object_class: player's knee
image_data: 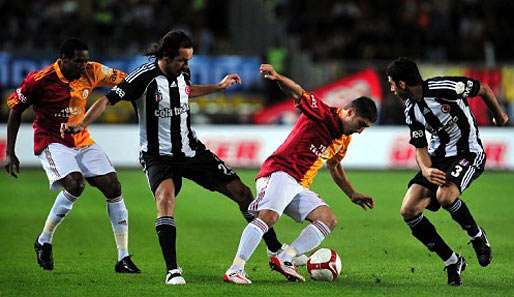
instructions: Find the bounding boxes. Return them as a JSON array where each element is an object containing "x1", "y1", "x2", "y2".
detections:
[
  {"x1": 155, "y1": 189, "x2": 176, "y2": 211},
  {"x1": 237, "y1": 184, "x2": 253, "y2": 209},
  {"x1": 229, "y1": 181, "x2": 252, "y2": 200},
  {"x1": 258, "y1": 210, "x2": 279, "y2": 227},
  {"x1": 317, "y1": 210, "x2": 337, "y2": 230},
  {"x1": 400, "y1": 205, "x2": 418, "y2": 219},
  {"x1": 435, "y1": 188, "x2": 457, "y2": 208},
  {"x1": 321, "y1": 213, "x2": 338, "y2": 231},
  {"x1": 63, "y1": 174, "x2": 85, "y2": 197},
  {"x1": 103, "y1": 178, "x2": 122, "y2": 200},
  {"x1": 155, "y1": 197, "x2": 176, "y2": 214}
]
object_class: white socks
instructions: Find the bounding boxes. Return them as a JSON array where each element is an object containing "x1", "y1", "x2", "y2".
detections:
[
  {"x1": 38, "y1": 191, "x2": 77, "y2": 244},
  {"x1": 231, "y1": 218, "x2": 269, "y2": 271},
  {"x1": 444, "y1": 252, "x2": 459, "y2": 266},
  {"x1": 37, "y1": 191, "x2": 130, "y2": 261},
  {"x1": 471, "y1": 228, "x2": 483, "y2": 239},
  {"x1": 107, "y1": 196, "x2": 130, "y2": 261},
  {"x1": 280, "y1": 221, "x2": 331, "y2": 262}
]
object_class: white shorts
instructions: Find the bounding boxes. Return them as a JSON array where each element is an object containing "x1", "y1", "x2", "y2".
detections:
[
  {"x1": 248, "y1": 171, "x2": 328, "y2": 222},
  {"x1": 38, "y1": 143, "x2": 115, "y2": 191}
]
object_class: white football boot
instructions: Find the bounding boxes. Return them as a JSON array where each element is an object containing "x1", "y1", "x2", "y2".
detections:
[
  {"x1": 267, "y1": 244, "x2": 308, "y2": 267},
  {"x1": 224, "y1": 268, "x2": 252, "y2": 285},
  {"x1": 269, "y1": 256, "x2": 305, "y2": 282},
  {"x1": 165, "y1": 267, "x2": 186, "y2": 285}
]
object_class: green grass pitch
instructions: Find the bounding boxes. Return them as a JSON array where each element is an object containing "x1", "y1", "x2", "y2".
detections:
[{"x1": 1, "y1": 169, "x2": 513, "y2": 297}]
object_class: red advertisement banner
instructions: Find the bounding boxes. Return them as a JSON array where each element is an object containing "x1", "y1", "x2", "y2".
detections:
[{"x1": 254, "y1": 69, "x2": 382, "y2": 124}]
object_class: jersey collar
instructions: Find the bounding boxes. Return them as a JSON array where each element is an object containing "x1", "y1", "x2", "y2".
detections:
[{"x1": 53, "y1": 60, "x2": 70, "y2": 84}]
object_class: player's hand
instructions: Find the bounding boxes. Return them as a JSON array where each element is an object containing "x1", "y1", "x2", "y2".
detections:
[
  {"x1": 259, "y1": 64, "x2": 280, "y2": 80},
  {"x1": 4, "y1": 154, "x2": 20, "y2": 178},
  {"x1": 422, "y1": 168, "x2": 446, "y2": 186},
  {"x1": 350, "y1": 192, "x2": 375, "y2": 211},
  {"x1": 492, "y1": 112, "x2": 511, "y2": 126},
  {"x1": 60, "y1": 122, "x2": 84, "y2": 138},
  {"x1": 217, "y1": 74, "x2": 241, "y2": 90}
]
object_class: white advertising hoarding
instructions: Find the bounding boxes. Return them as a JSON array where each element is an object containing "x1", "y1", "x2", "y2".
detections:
[{"x1": 1, "y1": 124, "x2": 513, "y2": 170}]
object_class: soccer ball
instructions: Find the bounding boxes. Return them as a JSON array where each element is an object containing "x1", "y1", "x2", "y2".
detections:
[{"x1": 307, "y1": 248, "x2": 342, "y2": 281}]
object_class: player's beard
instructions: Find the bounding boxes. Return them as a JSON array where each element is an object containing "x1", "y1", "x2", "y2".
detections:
[{"x1": 396, "y1": 90, "x2": 410, "y2": 101}]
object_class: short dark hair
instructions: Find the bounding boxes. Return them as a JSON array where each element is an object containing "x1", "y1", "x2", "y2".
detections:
[
  {"x1": 346, "y1": 96, "x2": 378, "y2": 123},
  {"x1": 145, "y1": 30, "x2": 193, "y2": 59},
  {"x1": 59, "y1": 38, "x2": 89, "y2": 58},
  {"x1": 386, "y1": 57, "x2": 423, "y2": 86}
]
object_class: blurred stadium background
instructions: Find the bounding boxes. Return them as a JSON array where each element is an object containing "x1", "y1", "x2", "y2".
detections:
[
  {"x1": 1, "y1": 1, "x2": 514, "y2": 296},
  {"x1": 1, "y1": 0, "x2": 513, "y2": 170}
]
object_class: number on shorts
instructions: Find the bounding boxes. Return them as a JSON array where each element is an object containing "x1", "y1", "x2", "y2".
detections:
[
  {"x1": 451, "y1": 165, "x2": 463, "y2": 177},
  {"x1": 218, "y1": 163, "x2": 233, "y2": 175}
]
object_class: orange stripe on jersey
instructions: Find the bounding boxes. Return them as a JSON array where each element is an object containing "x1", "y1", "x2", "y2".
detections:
[
  {"x1": 32, "y1": 64, "x2": 55, "y2": 81},
  {"x1": 330, "y1": 135, "x2": 352, "y2": 164},
  {"x1": 6, "y1": 92, "x2": 19, "y2": 109},
  {"x1": 300, "y1": 135, "x2": 352, "y2": 188},
  {"x1": 70, "y1": 130, "x2": 95, "y2": 149}
]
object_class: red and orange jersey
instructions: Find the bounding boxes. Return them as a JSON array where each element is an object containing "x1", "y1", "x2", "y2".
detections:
[
  {"x1": 299, "y1": 134, "x2": 351, "y2": 188},
  {"x1": 257, "y1": 91, "x2": 352, "y2": 188},
  {"x1": 7, "y1": 60, "x2": 126, "y2": 155}
]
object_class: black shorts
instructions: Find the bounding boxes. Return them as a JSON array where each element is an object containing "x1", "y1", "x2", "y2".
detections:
[
  {"x1": 408, "y1": 152, "x2": 486, "y2": 211},
  {"x1": 140, "y1": 150, "x2": 239, "y2": 196}
]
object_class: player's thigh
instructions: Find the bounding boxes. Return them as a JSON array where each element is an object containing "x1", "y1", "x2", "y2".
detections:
[
  {"x1": 213, "y1": 177, "x2": 252, "y2": 202},
  {"x1": 140, "y1": 155, "x2": 183, "y2": 197},
  {"x1": 248, "y1": 171, "x2": 303, "y2": 217},
  {"x1": 182, "y1": 150, "x2": 239, "y2": 192},
  {"x1": 38, "y1": 143, "x2": 83, "y2": 191},
  {"x1": 400, "y1": 184, "x2": 432, "y2": 218},
  {"x1": 285, "y1": 189, "x2": 329, "y2": 223},
  {"x1": 77, "y1": 143, "x2": 115, "y2": 178},
  {"x1": 443, "y1": 152, "x2": 486, "y2": 195}
]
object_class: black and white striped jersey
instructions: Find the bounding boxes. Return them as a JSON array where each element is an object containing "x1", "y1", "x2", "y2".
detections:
[
  {"x1": 405, "y1": 76, "x2": 484, "y2": 159},
  {"x1": 106, "y1": 61, "x2": 205, "y2": 157}
]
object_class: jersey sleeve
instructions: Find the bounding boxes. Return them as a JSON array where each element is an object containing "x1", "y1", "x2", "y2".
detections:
[
  {"x1": 425, "y1": 77, "x2": 481, "y2": 100},
  {"x1": 406, "y1": 111, "x2": 428, "y2": 148},
  {"x1": 330, "y1": 135, "x2": 352, "y2": 163},
  {"x1": 295, "y1": 91, "x2": 331, "y2": 121},
  {"x1": 7, "y1": 72, "x2": 39, "y2": 111},
  {"x1": 105, "y1": 68, "x2": 147, "y2": 105},
  {"x1": 90, "y1": 62, "x2": 126, "y2": 88}
]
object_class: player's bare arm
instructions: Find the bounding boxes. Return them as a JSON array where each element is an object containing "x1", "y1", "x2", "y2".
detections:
[
  {"x1": 259, "y1": 64, "x2": 304, "y2": 103},
  {"x1": 477, "y1": 83, "x2": 511, "y2": 126},
  {"x1": 415, "y1": 147, "x2": 446, "y2": 186},
  {"x1": 189, "y1": 73, "x2": 241, "y2": 97},
  {"x1": 61, "y1": 96, "x2": 111, "y2": 136},
  {"x1": 4, "y1": 107, "x2": 27, "y2": 178},
  {"x1": 327, "y1": 159, "x2": 375, "y2": 210}
]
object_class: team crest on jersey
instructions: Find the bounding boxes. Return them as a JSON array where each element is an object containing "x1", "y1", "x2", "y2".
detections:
[
  {"x1": 441, "y1": 104, "x2": 451, "y2": 113},
  {"x1": 154, "y1": 90, "x2": 163, "y2": 102},
  {"x1": 82, "y1": 89, "x2": 89, "y2": 98},
  {"x1": 459, "y1": 159, "x2": 469, "y2": 167},
  {"x1": 185, "y1": 85, "x2": 191, "y2": 95}
]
